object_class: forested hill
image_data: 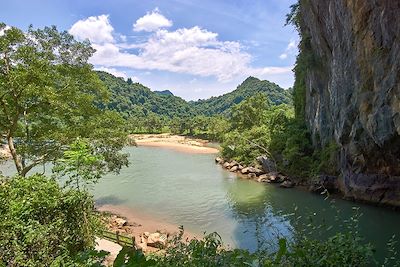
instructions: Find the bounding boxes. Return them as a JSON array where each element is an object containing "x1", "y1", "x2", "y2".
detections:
[
  {"x1": 97, "y1": 71, "x2": 193, "y2": 118},
  {"x1": 191, "y1": 76, "x2": 292, "y2": 116},
  {"x1": 98, "y1": 71, "x2": 292, "y2": 118}
]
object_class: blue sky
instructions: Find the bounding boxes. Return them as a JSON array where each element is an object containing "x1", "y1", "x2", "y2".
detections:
[{"x1": 1, "y1": 0, "x2": 298, "y2": 100}]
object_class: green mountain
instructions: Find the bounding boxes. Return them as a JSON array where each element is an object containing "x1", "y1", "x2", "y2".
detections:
[
  {"x1": 98, "y1": 72, "x2": 292, "y2": 118},
  {"x1": 97, "y1": 71, "x2": 193, "y2": 118},
  {"x1": 191, "y1": 76, "x2": 292, "y2": 116}
]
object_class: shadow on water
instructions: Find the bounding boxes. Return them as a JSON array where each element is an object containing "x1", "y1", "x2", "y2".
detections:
[{"x1": 95, "y1": 195, "x2": 127, "y2": 207}]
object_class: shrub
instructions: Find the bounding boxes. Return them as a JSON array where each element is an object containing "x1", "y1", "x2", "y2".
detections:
[{"x1": 0, "y1": 175, "x2": 103, "y2": 266}]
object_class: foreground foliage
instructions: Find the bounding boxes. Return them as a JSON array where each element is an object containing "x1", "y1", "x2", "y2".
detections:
[
  {"x1": 113, "y1": 225, "x2": 380, "y2": 267},
  {"x1": 0, "y1": 175, "x2": 104, "y2": 266}
]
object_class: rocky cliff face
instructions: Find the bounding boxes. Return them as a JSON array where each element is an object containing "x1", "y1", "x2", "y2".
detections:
[{"x1": 298, "y1": 0, "x2": 400, "y2": 205}]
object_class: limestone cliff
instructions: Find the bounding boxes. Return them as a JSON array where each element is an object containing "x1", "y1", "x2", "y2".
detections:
[{"x1": 296, "y1": 0, "x2": 400, "y2": 205}]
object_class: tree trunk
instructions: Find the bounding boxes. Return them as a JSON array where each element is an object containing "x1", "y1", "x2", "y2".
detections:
[{"x1": 7, "y1": 134, "x2": 23, "y2": 175}]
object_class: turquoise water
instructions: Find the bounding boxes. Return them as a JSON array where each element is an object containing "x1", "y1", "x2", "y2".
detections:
[
  {"x1": 2, "y1": 146, "x2": 400, "y2": 261},
  {"x1": 92, "y1": 146, "x2": 400, "y2": 261}
]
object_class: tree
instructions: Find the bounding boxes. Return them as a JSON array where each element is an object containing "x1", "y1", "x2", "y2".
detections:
[
  {"x1": 208, "y1": 116, "x2": 230, "y2": 141},
  {"x1": 0, "y1": 23, "x2": 128, "y2": 176},
  {"x1": 127, "y1": 77, "x2": 133, "y2": 85},
  {"x1": 230, "y1": 93, "x2": 270, "y2": 131},
  {"x1": 143, "y1": 113, "x2": 163, "y2": 133}
]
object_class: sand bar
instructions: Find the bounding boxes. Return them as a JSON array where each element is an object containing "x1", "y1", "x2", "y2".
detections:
[{"x1": 130, "y1": 134, "x2": 219, "y2": 154}]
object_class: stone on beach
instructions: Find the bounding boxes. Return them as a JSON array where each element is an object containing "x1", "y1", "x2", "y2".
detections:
[
  {"x1": 241, "y1": 167, "x2": 250, "y2": 174},
  {"x1": 248, "y1": 173, "x2": 256, "y2": 179},
  {"x1": 230, "y1": 166, "x2": 238, "y2": 172},
  {"x1": 280, "y1": 180, "x2": 294, "y2": 188},
  {"x1": 257, "y1": 174, "x2": 269, "y2": 183},
  {"x1": 215, "y1": 157, "x2": 224, "y2": 164},
  {"x1": 248, "y1": 167, "x2": 264, "y2": 176},
  {"x1": 143, "y1": 232, "x2": 168, "y2": 248}
]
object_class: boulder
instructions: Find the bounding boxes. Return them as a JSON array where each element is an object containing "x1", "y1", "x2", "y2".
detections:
[
  {"x1": 257, "y1": 174, "x2": 269, "y2": 183},
  {"x1": 115, "y1": 218, "x2": 127, "y2": 228},
  {"x1": 257, "y1": 156, "x2": 277, "y2": 173},
  {"x1": 215, "y1": 157, "x2": 224, "y2": 164},
  {"x1": 237, "y1": 165, "x2": 244, "y2": 171},
  {"x1": 241, "y1": 167, "x2": 250, "y2": 174},
  {"x1": 248, "y1": 173, "x2": 256, "y2": 179},
  {"x1": 146, "y1": 232, "x2": 167, "y2": 248},
  {"x1": 248, "y1": 167, "x2": 264, "y2": 176},
  {"x1": 267, "y1": 172, "x2": 281, "y2": 183},
  {"x1": 278, "y1": 174, "x2": 288, "y2": 181},
  {"x1": 230, "y1": 166, "x2": 238, "y2": 172},
  {"x1": 280, "y1": 180, "x2": 294, "y2": 188},
  {"x1": 223, "y1": 162, "x2": 230, "y2": 169},
  {"x1": 228, "y1": 160, "x2": 239, "y2": 168}
]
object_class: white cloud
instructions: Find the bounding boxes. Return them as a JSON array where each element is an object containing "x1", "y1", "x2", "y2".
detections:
[
  {"x1": 130, "y1": 76, "x2": 140, "y2": 82},
  {"x1": 133, "y1": 9, "x2": 172, "y2": 32},
  {"x1": 88, "y1": 25, "x2": 255, "y2": 82},
  {"x1": 69, "y1": 15, "x2": 114, "y2": 44},
  {"x1": 279, "y1": 39, "x2": 297, "y2": 60},
  {"x1": 94, "y1": 66, "x2": 140, "y2": 82},
  {"x1": 70, "y1": 12, "x2": 293, "y2": 85},
  {"x1": 95, "y1": 67, "x2": 127, "y2": 79},
  {"x1": 279, "y1": 53, "x2": 288, "y2": 59}
]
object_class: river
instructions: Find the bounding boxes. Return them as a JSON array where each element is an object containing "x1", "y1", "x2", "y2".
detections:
[
  {"x1": 93, "y1": 146, "x2": 399, "y2": 262},
  {"x1": 2, "y1": 145, "x2": 400, "y2": 262}
]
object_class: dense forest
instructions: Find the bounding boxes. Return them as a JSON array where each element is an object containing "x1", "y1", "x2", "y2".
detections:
[
  {"x1": 98, "y1": 71, "x2": 291, "y2": 119},
  {"x1": 97, "y1": 71, "x2": 292, "y2": 137}
]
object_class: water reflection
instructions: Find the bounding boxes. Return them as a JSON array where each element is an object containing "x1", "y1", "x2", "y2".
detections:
[{"x1": 224, "y1": 178, "x2": 294, "y2": 251}]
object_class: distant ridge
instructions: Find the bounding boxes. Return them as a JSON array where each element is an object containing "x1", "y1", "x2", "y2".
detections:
[
  {"x1": 154, "y1": 90, "x2": 174, "y2": 96},
  {"x1": 191, "y1": 76, "x2": 292, "y2": 116},
  {"x1": 97, "y1": 71, "x2": 292, "y2": 118}
]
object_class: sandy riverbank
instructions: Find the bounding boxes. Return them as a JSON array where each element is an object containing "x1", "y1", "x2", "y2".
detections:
[
  {"x1": 130, "y1": 134, "x2": 219, "y2": 154},
  {"x1": 97, "y1": 204, "x2": 201, "y2": 243},
  {"x1": 95, "y1": 204, "x2": 203, "y2": 265}
]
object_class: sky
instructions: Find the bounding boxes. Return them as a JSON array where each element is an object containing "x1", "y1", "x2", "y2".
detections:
[{"x1": 1, "y1": 0, "x2": 299, "y2": 100}]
